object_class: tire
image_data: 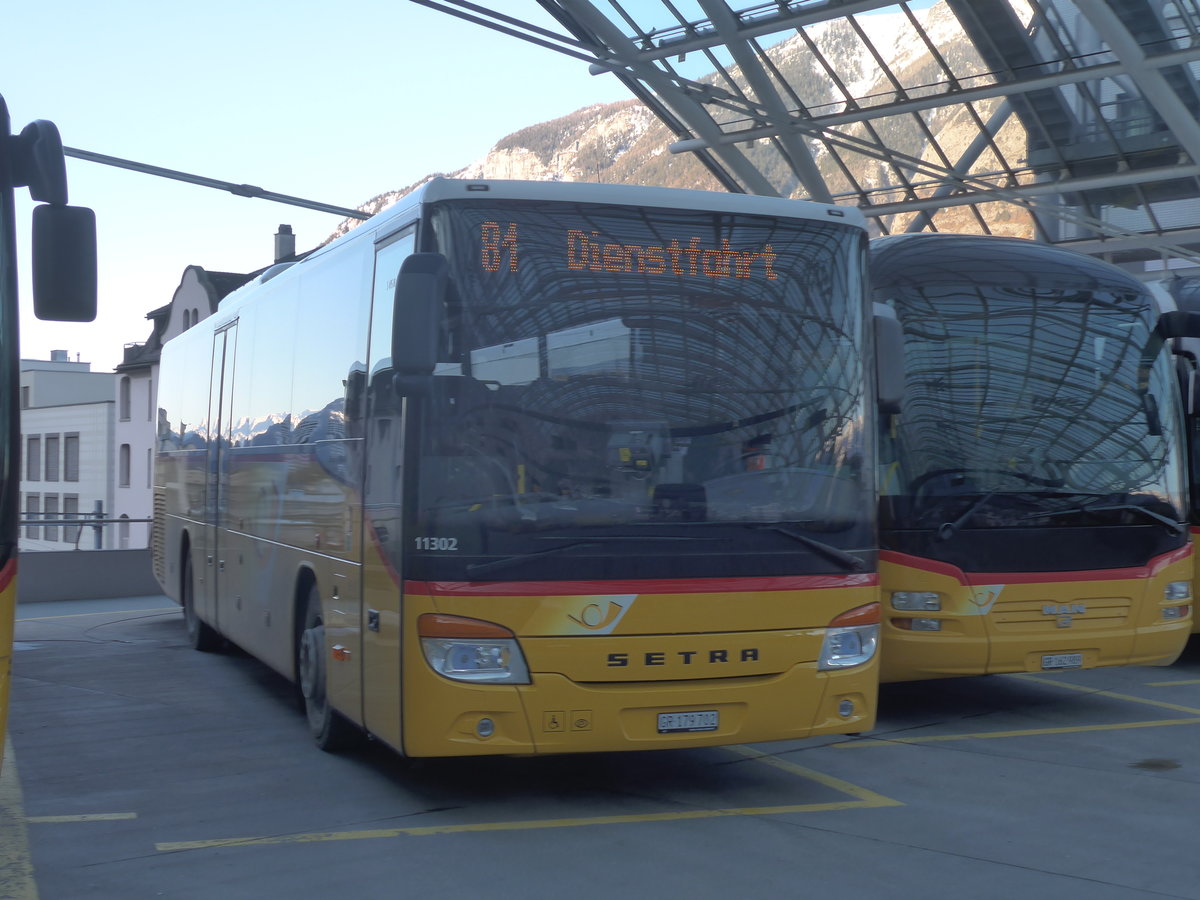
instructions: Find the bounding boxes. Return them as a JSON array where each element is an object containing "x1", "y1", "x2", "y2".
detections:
[
  {"x1": 182, "y1": 551, "x2": 222, "y2": 652},
  {"x1": 297, "y1": 583, "x2": 362, "y2": 752}
]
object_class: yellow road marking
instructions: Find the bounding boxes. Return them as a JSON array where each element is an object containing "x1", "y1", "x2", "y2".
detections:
[
  {"x1": 0, "y1": 738, "x2": 38, "y2": 900},
  {"x1": 1015, "y1": 674, "x2": 1200, "y2": 716},
  {"x1": 840, "y1": 717, "x2": 1200, "y2": 748},
  {"x1": 26, "y1": 814, "x2": 137, "y2": 824},
  {"x1": 725, "y1": 744, "x2": 901, "y2": 806},
  {"x1": 1145, "y1": 678, "x2": 1200, "y2": 687},
  {"x1": 156, "y1": 746, "x2": 901, "y2": 852}
]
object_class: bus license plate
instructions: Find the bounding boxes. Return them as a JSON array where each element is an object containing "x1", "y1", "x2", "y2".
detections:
[
  {"x1": 658, "y1": 710, "x2": 719, "y2": 734},
  {"x1": 1042, "y1": 653, "x2": 1083, "y2": 670}
]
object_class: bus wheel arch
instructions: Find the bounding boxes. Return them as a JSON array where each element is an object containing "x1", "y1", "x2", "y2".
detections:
[
  {"x1": 180, "y1": 533, "x2": 221, "y2": 652},
  {"x1": 295, "y1": 572, "x2": 361, "y2": 752}
]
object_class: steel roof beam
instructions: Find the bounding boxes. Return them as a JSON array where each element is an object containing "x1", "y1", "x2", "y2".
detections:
[
  {"x1": 617, "y1": 0, "x2": 900, "y2": 62},
  {"x1": 1082, "y1": 2, "x2": 1200, "y2": 165},
  {"x1": 560, "y1": 0, "x2": 781, "y2": 195},
  {"x1": 695, "y1": 0, "x2": 832, "y2": 201},
  {"x1": 666, "y1": 44, "x2": 1200, "y2": 152}
]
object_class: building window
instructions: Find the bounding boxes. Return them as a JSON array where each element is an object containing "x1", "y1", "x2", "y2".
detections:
[
  {"x1": 20, "y1": 386, "x2": 29, "y2": 409},
  {"x1": 45, "y1": 434, "x2": 60, "y2": 482},
  {"x1": 119, "y1": 514, "x2": 131, "y2": 550},
  {"x1": 43, "y1": 494, "x2": 59, "y2": 542},
  {"x1": 119, "y1": 444, "x2": 131, "y2": 488},
  {"x1": 64, "y1": 434, "x2": 80, "y2": 482},
  {"x1": 119, "y1": 376, "x2": 132, "y2": 421},
  {"x1": 26, "y1": 436, "x2": 40, "y2": 481},
  {"x1": 146, "y1": 447, "x2": 153, "y2": 489},
  {"x1": 63, "y1": 494, "x2": 80, "y2": 545},
  {"x1": 147, "y1": 378, "x2": 154, "y2": 421},
  {"x1": 25, "y1": 494, "x2": 39, "y2": 539}
]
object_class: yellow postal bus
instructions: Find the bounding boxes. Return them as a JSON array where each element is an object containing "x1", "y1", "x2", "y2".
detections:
[
  {"x1": 153, "y1": 179, "x2": 883, "y2": 757},
  {"x1": 872, "y1": 234, "x2": 1194, "y2": 682},
  {"x1": 0, "y1": 96, "x2": 95, "y2": 766}
]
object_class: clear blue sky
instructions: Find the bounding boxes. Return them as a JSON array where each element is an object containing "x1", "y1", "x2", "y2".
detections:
[{"x1": 4, "y1": 1, "x2": 637, "y2": 371}]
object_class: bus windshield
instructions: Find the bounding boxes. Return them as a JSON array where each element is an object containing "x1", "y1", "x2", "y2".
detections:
[
  {"x1": 405, "y1": 200, "x2": 872, "y2": 581},
  {"x1": 878, "y1": 254, "x2": 1187, "y2": 535}
]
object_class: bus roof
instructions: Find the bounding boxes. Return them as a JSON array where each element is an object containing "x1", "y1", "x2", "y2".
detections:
[{"x1": 222, "y1": 178, "x2": 866, "y2": 309}]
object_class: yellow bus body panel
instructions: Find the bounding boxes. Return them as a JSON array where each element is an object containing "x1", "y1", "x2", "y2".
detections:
[
  {"x1": 1192, "y1": 529, "x2": 1200, "y2": 634},
  {"x1": 398, "y1": 580, "x2": 878, "y2": 757},
  {"x1": 879, "y1": 548, "x2": 1192, "y2": 683}
]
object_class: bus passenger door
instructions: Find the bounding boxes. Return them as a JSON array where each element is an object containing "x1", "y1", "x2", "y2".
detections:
[
  {"x1": 201, "y1": 322, "x2": 238, "y2": 634},
  {"x1": 361, "y1": 228, "x2": 415, "y2": 751}
]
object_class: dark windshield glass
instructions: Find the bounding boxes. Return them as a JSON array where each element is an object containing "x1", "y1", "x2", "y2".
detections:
[
  {"x1": 874, "y1": 236, "x2": 1187, "y2": 535},
  {"x1": 406, "y1": 199, "x2": 871, "y2": 581}
]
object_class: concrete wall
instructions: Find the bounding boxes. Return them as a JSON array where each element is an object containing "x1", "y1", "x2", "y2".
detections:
[{"x1": 16, "y1": 549, "x2": 163, "y2": 603}]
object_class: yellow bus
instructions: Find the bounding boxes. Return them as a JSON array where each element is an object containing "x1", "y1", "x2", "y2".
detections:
[
  {"x1": 153, "y1": 178, "x2": 883, "y2": 757},
  {"x1": 871, "y1": 234, "x2": 1195, "y2": 682},
  {"x1": 0, "y1": 95, "x2": 95, "y2": 768}
]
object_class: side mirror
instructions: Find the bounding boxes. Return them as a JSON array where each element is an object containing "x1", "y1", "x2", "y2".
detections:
[
  {"x1": 391, "y1": 252, "x2": 448, "y2": 378},
  {"x1": 1157, "y1": 310, "x2": 1200, "y2": 340},
  {"x1": 32, "y1": 204, "x2": 97, "y2": 322},
  {"x1": 873, "y1": 303, "x2": 905, "y2": 414}
]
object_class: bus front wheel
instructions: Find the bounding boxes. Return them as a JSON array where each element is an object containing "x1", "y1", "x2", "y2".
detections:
[
  {"x1": 182, "y1": 551, "x2": 221, "y2": 652},
  {"x1": 297, "y1": 584, "x2": 361, "y2": 752}
]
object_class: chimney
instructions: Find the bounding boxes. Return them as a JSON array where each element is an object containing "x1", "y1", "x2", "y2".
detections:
[{"x1": 274, "y1": 224, "x2": 296, "y2": 263}]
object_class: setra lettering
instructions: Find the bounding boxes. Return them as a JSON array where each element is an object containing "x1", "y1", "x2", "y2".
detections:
[{"x1": 605, "y1": 648, "x2": 761, "y2": 666}]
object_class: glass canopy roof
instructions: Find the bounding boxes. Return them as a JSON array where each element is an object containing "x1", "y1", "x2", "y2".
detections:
[{"x1": 415, "y1": 0, "x2": 1200, "y2": 271}]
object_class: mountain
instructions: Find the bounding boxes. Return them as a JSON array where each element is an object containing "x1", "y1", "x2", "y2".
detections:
[{"x1": 328, "y1": 2, "x2": 1031, "y2": 242}]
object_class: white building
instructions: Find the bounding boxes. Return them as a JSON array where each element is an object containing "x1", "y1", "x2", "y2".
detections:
[
  {"x1": 19, "y1": 352, "x2": 115, "y2": 551},
  {"x1": 110, "y1": 225, "x2": 298, "y2": 548}
]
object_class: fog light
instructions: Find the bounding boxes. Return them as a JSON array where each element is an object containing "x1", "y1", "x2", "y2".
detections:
[
  {"x1": 891, "y1": 617, "x2": 942, "y2": 632},
  {"x1": 476, "y1": 717, "x2": 495, "y2": 738},
  {"x1": 1163, "y1": 605, "x2": 1190, "y2": 620},
  {"x1": 838, "y1": 699, "x2": 854, "y2": 718}
]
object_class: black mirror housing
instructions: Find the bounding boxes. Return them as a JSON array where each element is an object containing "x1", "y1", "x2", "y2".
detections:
[
  {"x1": 391, "y1": 252, "x2": 448, "y2": 377},
  {"x1": 32, "y1": 204, "x2": 97, "y2": 322}
]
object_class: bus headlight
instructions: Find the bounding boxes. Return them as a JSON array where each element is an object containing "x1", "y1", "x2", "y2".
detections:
[
  {"x1": 1165, "y1": 581, "x2": 1191, "y2": 602},
  {"x1": 418, "y1": 614, "x2": 531, "y2": 684},
  {"x1": 891, "y1": 591, "x2": 941, "y2": 611},
  {"x1": 818, "y1": 603, "x2": 880, "y2": 670}
]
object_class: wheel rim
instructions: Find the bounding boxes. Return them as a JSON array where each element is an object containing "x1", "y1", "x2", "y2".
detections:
[{"x1": 299, "y1": 622, "x2": 324, "y2": 706}]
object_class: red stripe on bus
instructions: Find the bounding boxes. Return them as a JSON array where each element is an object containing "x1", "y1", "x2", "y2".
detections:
[
  {"x1": 0, "y1": 558, "x2": 13, "y2": 594},
  {"x1": 409, "y1": 574, "x2": 878, "y2": 596},
  {"x1": 879, "y1": 545, "x2": 1191, "y2": 584}
]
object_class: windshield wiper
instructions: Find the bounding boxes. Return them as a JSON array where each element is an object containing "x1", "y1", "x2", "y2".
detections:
[
  {"x1": 1020, "y1": 502, "x2": 1186, "y2": 536},
  {"x1": 937, "y1": 491, "x2": 996, "y2": 542},
  {"x1": 465, "y1": 541, "x2": 602, "y2": 577},
  {"x1": 463, "y1": 535, "x2": 715, "y2": 578},
  {"x1": 754, "y1": 524, "x2": 867, "y2": 572}
]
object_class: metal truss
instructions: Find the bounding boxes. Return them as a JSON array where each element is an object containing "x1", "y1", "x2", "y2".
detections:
[{"x1": 415, "y1": 0, "x2": 1200, "y2": 269}]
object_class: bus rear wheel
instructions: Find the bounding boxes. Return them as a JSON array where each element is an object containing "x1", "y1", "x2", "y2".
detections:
[
  {"x1": 182, "y1": 552, "x2": 221, "y2": 652},
  {"x1": 297, "y1": 584, "x2": 361, "y2": 752}
]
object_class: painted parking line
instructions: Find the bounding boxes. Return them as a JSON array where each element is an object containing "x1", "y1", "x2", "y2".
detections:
[
  {"x1": 842, "y1": 672, "x2": 1200, "y2": 748},
  {"x1": 26, "y1": 814, "x2": 137, "y2": 824},
  {"x1": 839, "y1": 717, "x2": 1200, "y2": 748},
  {"x1": 156, "y1": 746, "x2": 901, "y2": 852},
  {"x1": 0, "y1": 740, "x2": 37, "y2": 900},
  {"x1": 1016, "y1": 673, "x2": 1200, "y2": 716}
]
